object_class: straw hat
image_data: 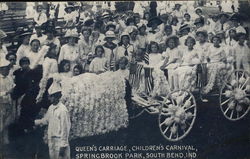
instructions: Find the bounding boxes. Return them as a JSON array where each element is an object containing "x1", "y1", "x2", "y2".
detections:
[
  {"x1": 64, "y1": 29, "x2": 79, "y2": 38},
  {"x1": 0, "y1": 30, "x2": 7, "y2": 39},
  {"x1": 105, "y1": 31, "x2": 116, "y2": 39},
  {"x1": 105, "y1": 21, "x2": 116, "y2": 30}
]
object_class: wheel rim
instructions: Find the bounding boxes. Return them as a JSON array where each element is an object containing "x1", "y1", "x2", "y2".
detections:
[
  {"x1": 158, "y1": 90, "x2": 197, "y2": 141},
  {"x1": 220, "y1": 70, "x2": 250, "y2": 121}
]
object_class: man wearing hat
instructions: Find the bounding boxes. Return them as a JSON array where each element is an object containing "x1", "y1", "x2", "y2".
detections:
[
  {"x1": 35, "y1": 82, "x2": 71, "y2": 159},
  {"x1": 0, "y1": 58, "x2": 15, "y2": 145}
]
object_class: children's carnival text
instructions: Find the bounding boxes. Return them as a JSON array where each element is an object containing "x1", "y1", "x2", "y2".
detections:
[{"x1": 75, "y1": 145, "x2": 198, "y2": 159}]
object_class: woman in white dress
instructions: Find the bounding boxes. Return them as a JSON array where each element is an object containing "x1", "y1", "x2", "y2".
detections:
[{"x1": 58, "y1": 29, "x2": 81, "y2": 69}]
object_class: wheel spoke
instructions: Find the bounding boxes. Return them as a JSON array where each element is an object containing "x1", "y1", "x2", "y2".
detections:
[
  {"x1": 161, "y1": 112, "x2": 172, "y2": 116},
  {"x1": 169, "y1": 131, "x2": 173, "y2": 139},
  {"x1": 221, "y1": 97, "x2": 233, "y2": 106},
  {"x1": 163, "y1": 126, "x2": 170, "y2": 134},
  {"x1": 230, "y1": 110, "x2": 234, "y2": 119},
  {"x1": 237, "y1": 111, "x2": 239, "y2": 118},
  {"x1": 236, "y1": 71, "x2": 239, "y2": 88},
  {"x1": 160, "y1": 117, "x2": 173, "y2": 126},
  {"x1": 240, "y1": 77, "x2": 249, "y2": 89},
  {"x1": 225, "y1": 83, "x2": 233, "y2": 90},
  {"x1": 184, "y1": 104, "x2": 196, "y2": 111},
  {"x1": 224, "y1": 106, "x2": 230, "y2": 115}
]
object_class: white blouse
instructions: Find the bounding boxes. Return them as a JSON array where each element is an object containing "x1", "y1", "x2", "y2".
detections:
[
  {"x1": 116, "y1": 44, "x2": 135, "y2": 62},
  {"x1": 89, "y1": 57, "x2": 107, "y2": 73},
  {"x1": 58, "y1": 44, "x2": 81, "y2": 64}
]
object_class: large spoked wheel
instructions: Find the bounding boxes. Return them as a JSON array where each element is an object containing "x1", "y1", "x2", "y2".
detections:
[
  {"x1": 158, "y1": 90, "x2": 197, "y2": 141},
  {"x1": 220, "y1": 70, "x2": 250, "y2": 121}
]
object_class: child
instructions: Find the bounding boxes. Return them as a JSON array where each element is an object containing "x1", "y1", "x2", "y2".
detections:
[
  {"x1": 12, "y1": 57, "x2": 31, "y2": 101},
  {"x1": 231, "y1": 33, "x2": 250, "y2": 71},
  {"x1": 116, "y1": 32, "x2": 135, "y2": 63},
  {"x1": 89, "y1": 45, "x2": 108, "y2": 74},
  {"x1": 73, "y1": 64, "x2": 83, "y2": 76},
  {"x1": 176, "y1": 36, "x2": 200, "y2": 91},
  {"x1": 103, "y1": 31, "x2": 118, "y2": 71},
  {"x1": 35, "y1": 83, "x2": 71, "y2": 159},
  {"x1": 58, "y1": 60, "x2": 72, "y2": 77},
  {"x1": 203, "y1": 35, "x2": 227, "y2": 93},
  {"x1": 0, "y1": 58, "x2": 15, "y2": 144},
  {"x1": 161, "y1": 36, "x2": 182, "y2": 90},
  {"x1": 82, "y1": 53, "x2": 94, "y2": 73}
]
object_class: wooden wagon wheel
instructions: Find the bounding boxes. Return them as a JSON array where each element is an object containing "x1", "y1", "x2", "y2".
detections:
[
  {"x1": 220, "y1": 70, "x2": 250, "y2": 121},
  {"x1": 158, "y1": 90, "x2": 197, "y2": 141}
]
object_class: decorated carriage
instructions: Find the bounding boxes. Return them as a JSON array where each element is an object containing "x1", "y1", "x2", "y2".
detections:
[{"x1": 129, "y1": 62, "x2": 250, "y2": 142}]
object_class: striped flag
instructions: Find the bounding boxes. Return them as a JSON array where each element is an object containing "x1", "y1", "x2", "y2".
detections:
[
  {"x1": 144, "y1": 52, "x2": 149, "y2": 65},
  {"x1": 129, "y1": 62, "x2": 144, "y2": 89},
  {"x1": 144, "y1": 67, "x2": 154, "y2": 94}
]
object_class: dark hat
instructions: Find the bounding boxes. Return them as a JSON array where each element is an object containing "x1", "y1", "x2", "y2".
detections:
[
  {"x1": 126, "y1": 17, "x2": 135, "y2": 26},
  {"x1": 179, "y1": 24, "x2": 191, "y2": 32},
  {"x1": 44, "y1": 28, "x2": 57, "y2": 34},
  {"x1": 84, "y1": 19, "x2": 95, "y2": 27},
  {"x1": 14, "y1": 27, "x2": 33, "y2": 39},
  {"x1": 194, "y1": 17, "x2": 204, "y2": 25},
  {"x1": 196, "y1": 29, "x2": 208, "y2": 37},
  {"x1": 229, "y1": 13, "x2": 246, "y2": 22},
  {"x1": 147, "y1": 17, "x2": 163, "y2": 27},
  {"x1": 64, "y1": 5, "x2": 75, "y2": 12},
  {"x1": 219, "y1": 12, "x2": 230, "y2": 19}
]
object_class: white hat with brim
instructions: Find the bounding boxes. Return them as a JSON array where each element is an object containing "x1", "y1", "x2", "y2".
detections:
[
  {"x1": 0, "y1": 30, "x2": 7, "y2": 39},
  {"x1": 105, "y1": 31, "x2": 116, "y2": 40},
  {"x1": 120, "y1": 32, "x2": 130, "y2": 39},
  {"x1": 48, "y1": 82, "x2": 62, "y2": 95},
  {"x1": 64, "y1": 29, "x2": 79, "y2": 38}
]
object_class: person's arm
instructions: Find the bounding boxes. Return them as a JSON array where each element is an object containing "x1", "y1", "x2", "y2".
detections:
[
  {"x1": 58, "y1": 45, "x2": 65, "y2": 64},
  {"x1": 89, "y1": 60, "x2": 95, "y2": 73},
  {"x1": 59, "y1": 110, "x2": 71, "y2": 156},
  {"x1": 34, "y1": 108, "x2": 49, "y2": 126}
]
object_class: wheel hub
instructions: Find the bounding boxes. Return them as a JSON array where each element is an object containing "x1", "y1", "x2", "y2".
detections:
[{"x1": 234, "y1": 88, "x2": 246, "y2": 101}]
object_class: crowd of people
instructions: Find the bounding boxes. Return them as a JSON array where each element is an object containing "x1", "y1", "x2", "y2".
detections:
[{"x1": 0, "y1": 1, "x2": 250, "y2": 159}]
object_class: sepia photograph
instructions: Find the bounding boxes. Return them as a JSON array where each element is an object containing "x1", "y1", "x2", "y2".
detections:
[{"x1": 0, "y1": 1, "x2": 250, "y2": 159}]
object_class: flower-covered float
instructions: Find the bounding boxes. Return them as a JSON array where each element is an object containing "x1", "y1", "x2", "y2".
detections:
[{"x1": 56, "y1": 71, "x2": 129, "y2": 139}]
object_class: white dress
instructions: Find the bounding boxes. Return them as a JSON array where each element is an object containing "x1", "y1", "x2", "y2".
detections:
[
  {"x1": 175, "y1": 48, "x2": 200, "y2": 91},
  {"x1": 203, "y1": 46, "x2": 227, "y2": 93},
  {"x1": 89, "y1": 57, "x2": 108, "y2": 74}
]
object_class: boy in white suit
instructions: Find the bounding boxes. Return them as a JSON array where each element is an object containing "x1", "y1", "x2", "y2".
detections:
[{"x1": 35, "y1": 82, "x2": 71, "y2": 159}]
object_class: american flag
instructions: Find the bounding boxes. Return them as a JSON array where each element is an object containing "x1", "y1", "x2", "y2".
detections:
[
  {"x1": 144, "y1": 52, "x2": 149, "y2": 65},
  {"x1": 129, "y1": 62, "x2": 144, "y2": 90},
  {"x1": 144, "y1": 67, "x2": 154, "y2": 94}
]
